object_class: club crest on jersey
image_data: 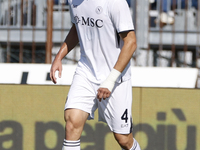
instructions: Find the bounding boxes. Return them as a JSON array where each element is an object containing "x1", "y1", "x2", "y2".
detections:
[
  {"x1": 74, "y1": 15, "x2": 80, "y2": 24},
  {"x1": 74, "y1": 15, "x2": 104, "y2": 28},
  {"x1": 95, "y1": 6, "x2": 103, "y2": 14}
]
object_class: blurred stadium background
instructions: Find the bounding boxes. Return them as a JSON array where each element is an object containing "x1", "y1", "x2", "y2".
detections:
[{"x1": 0, "y1": 0, "x2": 200, "y2": 150}]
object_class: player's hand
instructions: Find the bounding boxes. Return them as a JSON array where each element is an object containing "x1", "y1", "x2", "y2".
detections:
[
  {"x1": 97, "y1": 88, "x2": 111, "y2": 102},
  {"x1": 50, "y1": 59, "x2": 62, "y2": 84}
]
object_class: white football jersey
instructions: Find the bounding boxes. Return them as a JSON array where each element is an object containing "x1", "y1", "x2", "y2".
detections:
[{"x1": 68, "y1": 0, "x2": 135, "y2": 84}]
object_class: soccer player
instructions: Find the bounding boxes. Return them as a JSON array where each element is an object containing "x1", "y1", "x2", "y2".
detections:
[{"x1": 50, "y1": 0, "x2": 141, "y2": 150}]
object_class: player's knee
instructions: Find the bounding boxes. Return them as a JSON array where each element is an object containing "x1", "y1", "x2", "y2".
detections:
[
  {"x1": 64, "y1": 109, "x2": 88, "y2": 139},
  {"x1": 65, "y1": 115, "x2": 80, "y2": 130},
  {"x1": 65, "y1": 118, "x2": 82, "y2": 138}
]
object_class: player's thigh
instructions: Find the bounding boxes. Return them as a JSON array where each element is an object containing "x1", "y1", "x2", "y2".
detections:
[
  {"x1": 112, "y1": 80, "x2": 133, "y2": 133},
  {"x1": 65, "y1": 73, "x2": 97, "y2": 119},
  {"x1": 98, "y1": 79, "x2": 133, "y2": 134}
]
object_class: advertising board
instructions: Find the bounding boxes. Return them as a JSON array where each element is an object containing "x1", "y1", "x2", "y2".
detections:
[{"x1": 0, "y1": 85, "x2": 199, "y2": 150}]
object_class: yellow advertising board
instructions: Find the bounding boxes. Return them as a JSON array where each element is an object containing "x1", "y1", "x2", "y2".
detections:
[
  {"x1": 134, "y1": 88, "x2": 200, "y2": 150},
  {"x1": 0, "y1": 85, "x2": 199, "y2": 150}
]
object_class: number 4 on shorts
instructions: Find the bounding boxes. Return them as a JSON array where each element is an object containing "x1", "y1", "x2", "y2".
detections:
[{"x1": 121, "y1": 109, "x2": 128, "y2": 123}]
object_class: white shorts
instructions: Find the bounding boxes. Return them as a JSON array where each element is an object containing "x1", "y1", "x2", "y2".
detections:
[{"x1": 65, "y1": 73, "x2": 133, "y2": 134}]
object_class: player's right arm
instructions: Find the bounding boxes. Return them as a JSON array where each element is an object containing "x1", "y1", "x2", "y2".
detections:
[{"x1": 50, "y1": 24, "x2": 79, "y2": 84}]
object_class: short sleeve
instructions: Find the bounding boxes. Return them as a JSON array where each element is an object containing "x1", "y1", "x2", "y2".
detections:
[
  {"x1": 68, "y1": 1, "x2": 75, "y2": 23},
  {"x1": 109, "y1": 0, "x2": 134, "y2": 33}
]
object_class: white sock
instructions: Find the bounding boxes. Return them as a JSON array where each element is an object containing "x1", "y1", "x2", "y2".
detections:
[
  {"x1": 130, "y1": 138, "x2": 141, "y2": 150},
  {"x1": 62, "y1": 139, "x2": 80, "y2": 150},
  {"x1": 122, "y1": 138, "x2": 141, "y2": 150}
]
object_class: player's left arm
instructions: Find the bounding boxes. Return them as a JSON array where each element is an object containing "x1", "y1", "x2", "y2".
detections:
[
  {"x1": 114, "y1": 30, "x2": 137, "y2": 72},
  {"x1": 97, "y1": 30, "x2": 137, "y2": 101}
]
